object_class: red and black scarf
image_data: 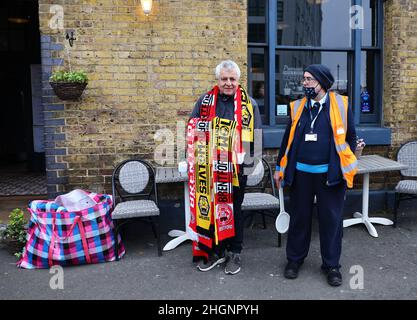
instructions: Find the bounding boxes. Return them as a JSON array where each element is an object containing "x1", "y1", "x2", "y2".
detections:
[{"x1": 188, "y1": 85, "x2": 254, "y2": 261}]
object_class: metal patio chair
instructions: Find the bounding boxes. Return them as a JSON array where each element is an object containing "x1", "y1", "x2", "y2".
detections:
[
  {"x1": 393, "y1": 140, "x2": 417, "y2": 227},
  {"x1": 111, "y1": 159, "x2": 162, "y2": 257},
  {"x1": 241, "y1": 157, "x2": 282, "y2": 247}
]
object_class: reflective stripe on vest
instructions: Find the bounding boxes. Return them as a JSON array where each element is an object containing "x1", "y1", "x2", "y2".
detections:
[
  {"x1": 329, "y1": 92, "x2": 357, "y2": 188},
  {"x1": 279, "y1": 92, "x2": 357, "y2": 188},
  {"x1": 278, "y1": 97, "x2": 307, "y2": 179}
]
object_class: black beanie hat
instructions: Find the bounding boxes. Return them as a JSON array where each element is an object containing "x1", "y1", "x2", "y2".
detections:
[{"x1": 304, "y1": 64, "x2": 334, "y2": 91}]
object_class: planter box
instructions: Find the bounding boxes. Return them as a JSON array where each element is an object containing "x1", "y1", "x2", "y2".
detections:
[
  {"x1": 2, "y1": 238, "x2": 25, "y2": 255},
  {"x1": 50, "y1": 82, "x2": 87, "y2": 100}
]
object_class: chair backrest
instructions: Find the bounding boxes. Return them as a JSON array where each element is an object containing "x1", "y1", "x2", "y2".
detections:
[
  {"x1": 112, "y1": 159, "x2": 157, "y2": 202},
  {"x1": 245, "y1": 158, "x2": 276, "y2": 195},
  {"x1": 397, "y1": 141, "x2": 417, "y2": 177}
]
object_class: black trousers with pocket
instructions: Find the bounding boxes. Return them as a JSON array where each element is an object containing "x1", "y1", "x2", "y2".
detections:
[
  {"x1": 286, "y1": 169, "x2": 346, "y2": 269},
  {"x1": 216, "y1": 174, "x2": 247, "y2": 255}
]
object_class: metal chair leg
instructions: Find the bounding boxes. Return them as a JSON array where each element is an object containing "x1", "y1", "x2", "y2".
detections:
[
  {"x1": 151, "y1": 216, "x2": 162, "y2": 256},
  {"x1": 113, "y1": 221, "x2": 120, "y2": 261},
  {"x1": 262, "y1": 213, "x2": 267, "y2": 229},
  {"x1": 393, "y1": 193, "x2": 400, "y2": 228},
  {"x1": 157, "y1": 217, "x2": 162, "y2": 257},
  {"x1": 244, "y1": 211, "x2": 254, "y2": 229},
  {"x1": 150, "y1": 216, "x2": 157, "y2": 238}
]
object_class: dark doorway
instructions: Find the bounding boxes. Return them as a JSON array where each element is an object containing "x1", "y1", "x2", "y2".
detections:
[{"x1": 0, "y1": 0, "x2": 43, "y2": 175}]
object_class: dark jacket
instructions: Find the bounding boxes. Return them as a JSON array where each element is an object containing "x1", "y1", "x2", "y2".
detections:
[
  {"x1": 190, "y1": 91, "x2": 262, "y2": 173},
  {"x1": 190, "y1": 93, "x2": 262, "y2": 130},
  {"x1": 277, "y1": 94, "x2": 357, "y2": 187}
]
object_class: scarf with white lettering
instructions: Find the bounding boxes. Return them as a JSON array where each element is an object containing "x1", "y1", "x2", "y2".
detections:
[
  {"x1": 201, "y1": 85, "x2": 254, "y2": 168},
  {"x1": 188, "y1": 85, "x2": 254, "y2": 261}
]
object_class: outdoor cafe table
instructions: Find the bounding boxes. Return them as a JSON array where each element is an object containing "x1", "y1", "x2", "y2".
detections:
[
  {"x1": 343, "y1": 155, "x2": 408, "y2": 237},
  {"x1": 155, "y1": 167, "x2": 195, "y2": 251}
]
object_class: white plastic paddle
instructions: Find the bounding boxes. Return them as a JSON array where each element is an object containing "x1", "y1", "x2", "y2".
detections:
[{"x1": 275, "y1": 187, "x2": 290, "y2": 233}]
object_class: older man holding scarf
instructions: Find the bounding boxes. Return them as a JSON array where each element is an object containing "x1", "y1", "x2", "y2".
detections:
[{"x1": 188, "y1": 60, "x2": 262, "y2": 275}]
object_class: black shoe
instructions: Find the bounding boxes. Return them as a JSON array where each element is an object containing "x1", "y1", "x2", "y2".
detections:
[
  {"x1": 224, "y1": 252, "x2": 241, "y2": 275},
  {"x1": 284, "y1": 261, "x2": 301, "y2": 279},
  {"x1": 323, "y1": 267, "x2": 342, "y2": 287}
]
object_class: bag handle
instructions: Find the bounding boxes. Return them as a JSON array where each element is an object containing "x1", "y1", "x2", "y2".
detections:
[
  {"x1": 48, "y1": 217, "x2": 56, "y2": 267},
  {"x1": 77, "y1": 218, "x2": 91, "y2": 264},
  {"x1": 47, "y1": 215, "x2": 91, "y2": 266}
]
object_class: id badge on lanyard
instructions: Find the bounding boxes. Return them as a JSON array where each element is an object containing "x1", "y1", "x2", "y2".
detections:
[
  {"x1": 305, "y1": 133, "x2": 317, "y2": 141},
  {"x1": 305, "y1": 104, "x2": 322, "y2": 142}
]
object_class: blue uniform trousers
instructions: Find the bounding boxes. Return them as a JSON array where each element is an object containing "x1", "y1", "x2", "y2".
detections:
[{"x1": 286, "y1": 169, "x2": 346, "y2": 269}]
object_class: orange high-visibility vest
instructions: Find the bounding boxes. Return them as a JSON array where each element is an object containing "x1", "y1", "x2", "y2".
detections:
[{"x1": 279, "y1": 92, "x2": 358, "y2": 188}]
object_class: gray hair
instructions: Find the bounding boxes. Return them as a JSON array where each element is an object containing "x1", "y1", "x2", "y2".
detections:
[{"x1": 215, "y1": 60, "x2": 241, "y2": 80}]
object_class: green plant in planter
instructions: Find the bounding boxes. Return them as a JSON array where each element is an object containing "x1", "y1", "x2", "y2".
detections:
[
  {"x1": 49, "y1": 70, "x2": 88, "y2": 83},
  {"x1": 49, "y1": 70, "x2": 88, "y2": 100},
  {"x1": 1, "y1": 208, "x2": 28, "y2": 258}
]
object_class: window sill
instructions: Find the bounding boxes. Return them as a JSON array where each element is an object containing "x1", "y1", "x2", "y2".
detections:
[{"x1": 262, "y1": 125, "x2": 391, "y2": 148}]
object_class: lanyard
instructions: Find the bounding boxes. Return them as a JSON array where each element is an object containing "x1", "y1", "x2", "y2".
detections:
[{"x1": 309, "y1": 103, "x2": 323, "y2": 133}]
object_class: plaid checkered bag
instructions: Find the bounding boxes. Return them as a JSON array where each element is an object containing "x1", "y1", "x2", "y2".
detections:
[{"x1": 17, "y1": 192, "x2": 125, "y2": 269}]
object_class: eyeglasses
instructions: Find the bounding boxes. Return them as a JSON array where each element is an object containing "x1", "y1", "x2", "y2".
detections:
[{"x1": 301, "y1": 77, "x2": 317, "y2": 84}]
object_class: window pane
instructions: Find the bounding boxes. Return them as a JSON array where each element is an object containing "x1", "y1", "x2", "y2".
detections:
[
  {"x1": 360, "y1": 51, "x2": 379, "y2": 123},
  {"x1": 362, "y1": 0, "x2": 378, "y2": 47},
  {"x1": 249, "y1": 0, "x2": 266, "y2": 16},
  {"x1": 277, "y1": 0, "x2": 351, "y2": 47},
  {"x1": 275, "y1": 51, "x2": 349, "y2": 124},
  {"x1": 248, "y1": 48, "x2": 267, "y2": 125},
  {"x1": 248, "y1": 22, "x2": 266, "y2": 43},
  {"x1": 248, "y1": 0, "x2": 266, "y2": 43}
]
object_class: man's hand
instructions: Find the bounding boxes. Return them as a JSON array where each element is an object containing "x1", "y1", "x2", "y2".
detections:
[
  {"x1": 354, "y1": 137, "x2": 366, "y2": 158},
  {"x1": 273, "y1": 171, "x2": 282, "y2": 189}
]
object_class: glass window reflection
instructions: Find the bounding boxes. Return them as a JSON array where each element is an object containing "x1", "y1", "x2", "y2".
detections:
[
  {"x1": 277, "y1": 0, "x2": 351, "y2": 47},
  {"x1": 247, "y1": 0, "x2": 383, "y2": 126},
  {"x1": 249, "y1": 0, "x2": 266, "y2": 16},
  {"x1": 362, "y1": 0, "x2": 378, "y2": 47},
  {"x1": 360, "y1": 50, "x2": 379, "y2": 120},
  {"x1": 248, "y1": 48, "x2": 267, "y2": 125},
  {"x1": 275, "y1": 51, "x2": 348, "y2": 124},
  {"x1": 248, "y1": 0, "x2": 266, "y2": 43}
]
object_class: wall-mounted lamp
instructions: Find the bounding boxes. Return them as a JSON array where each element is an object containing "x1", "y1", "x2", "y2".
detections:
[
  {"x1": 140, "y1": 0, "x2": 153, "y2": 16},
  {"x1": 8, "y1": 17, "x2": 30, "y2": 24}
]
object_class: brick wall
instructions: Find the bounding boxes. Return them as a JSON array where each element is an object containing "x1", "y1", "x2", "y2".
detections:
[
  {"x1": 38, "y1": 0, "x2": 248, "y2": 198},
  {"x1": 382, "y1": 0, "x2": 417, "y2": 189},
  {"x1": 384, "y1": 0, "x2": 417, "y2": 151}
]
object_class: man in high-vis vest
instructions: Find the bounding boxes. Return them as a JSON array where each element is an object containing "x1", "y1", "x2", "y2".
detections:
[{"x1": 274, "y1": 64, "x2": 358, "y2": 287}]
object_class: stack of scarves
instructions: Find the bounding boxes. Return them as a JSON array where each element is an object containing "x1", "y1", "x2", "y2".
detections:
[{"x1": 187, "y1": 85, "x2": 254, "y2": 262}]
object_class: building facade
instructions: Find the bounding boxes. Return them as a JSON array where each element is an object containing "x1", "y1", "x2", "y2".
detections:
[{"x1": 32, "y1": 0, "x2": 417, "y2": 199}]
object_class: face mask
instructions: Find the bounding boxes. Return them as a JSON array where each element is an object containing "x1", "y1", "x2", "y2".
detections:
[{"x1": 303, "y1": 84, "x2": 319, "y2": 99}]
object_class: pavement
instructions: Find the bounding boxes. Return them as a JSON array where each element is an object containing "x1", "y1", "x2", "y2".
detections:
[{"x1": 1, "y1": 198, "x2": 417, "y2": 301}]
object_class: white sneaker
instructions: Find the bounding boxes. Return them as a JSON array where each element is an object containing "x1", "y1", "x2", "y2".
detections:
[{"x1": 197, "y1": 253, "x2": 226, "y2": 272}]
